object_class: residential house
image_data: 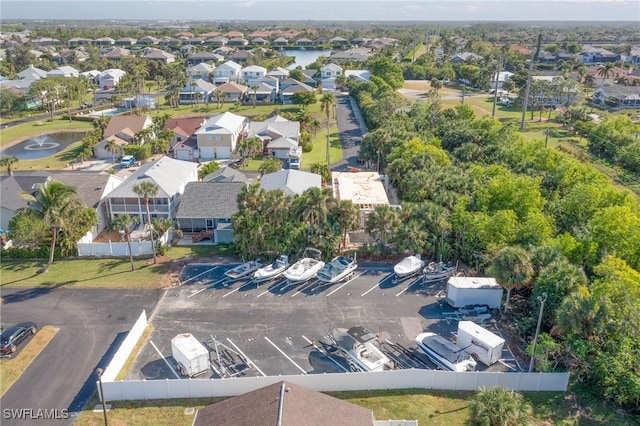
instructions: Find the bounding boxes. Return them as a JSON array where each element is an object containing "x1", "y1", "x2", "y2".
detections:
[
  {"x1": 94, "y1": 37, "x2": 115, "y2": 46},
  {"x1": 175, "y1": 31, "x2": 195, "y2": 38},
  {"x1": 158, "y1": 37, "x2": 176, "y2": 47},
  {"x1": 67, "y1": 37, "x2": 92, "y2": 46},
  {"x1": 137, "y1": 36, "x2": 159, "y2": 45},
  {"x1": 202, "y1": 166, "x2": 248, "y2": 183},
  {"x1": 625, "y1": 47, "x2": 640, "y2": 65},
  {"x1": 200, "y1": 31, "x2": 221, "y2": 39},
  {"x1": 192, "y1": 381, "x2": 374, "y2": 426},
  {"x1": 179, "y1": 45, "x2": 194, "y2": 55},
  {"x1": 330, "y1": 47, "x2": 373, "y2": 62},
  {"x1": 175, "y1": 181, "x2": 245, "y2": 243},
  {"x1": 143, "y1": 49, "x2": 176, "y2": 64},
  {"x1": 295, "y1": 38, "x2": 315, "y2": 47},
  {"x1": 246, "y1": 114, "x2": 300, "y2": 158},
  {"x1": 185, "y1": 37, "x2": 204, "y2": 45},
  {"x1": 187, "y1": 62, "x2": 216, "y2": 81},
  {"x1": 510, "y1": 44, "x2": 532, "y2": 57},
  {"x1": 227, "y1": 37, "x2": 249, "y2": 47},
  {"x1": 272, "y1": 37, "x2": 288, "y2": 47},
  {"x1": 213, "y1": 60, "x2": 242, "y2": 84},
  {"x1": 93, "y1": 115, "x2": 153, "y2": 159},
  {"x1": 240, "y1": 65, "x2": 267, "y2": 86},
  {"x1": 229, "y1": 50, "x2": 256, "y2": 64},
  {"x1": 103, "y1": 47, "x2": 130, "y2": 61},
  {"x1": 344, "y1": 70, "x2": 371, "y2": 83},
  {"x1": 224, "y1": 31, "x2": 244, "y2": 39},
  {"x1": 194, "y1": 111, "x2": 246, "y2": 159},
  {"x1": 179, "y1": 79, "x2": 216, "y2": 105},
  {"x1": 213, "y1": 46, "x2": 234, "y2": 56},
  {"x1": 593, "y1": 85, "x2": 640, "y2": 109},
  {"x1": 491, "y1": 71, "x2": 514, "y2": 92},
  {"x1": 250, "y1": 37, "x2": 268, "y2": 46},
  {"x1": 300, "y1": 69, "x2": 319, "y2": 86},
  {"x1": 115, "y1": 37, "x2": 137, "y2": 46},
  {"x1": 320, "y1": 63, "x2": 343, "y2": 91},
  {"x1": 266, "y1": 67, "x2": 289, "y2": 80},
  {"x1": 47, "y1": 65, "x2": 80, "y2": 78},
  {"x1": 187, "y1": 51, "x2": 223, "y2": 66},
  {"x1": 164, "y1": 117, "x2": 207, "y2": 161},
  {"x1": 104, "y1": 155, "x2": 198, "y2": 226},
  {"x1": 260, "y1": 169, "x2": 321, "y2": 196},
  {"x1": 450, "y1": 52, "x2": 483, "y2": 63},
  {"x1": 98, "y1": 68, "x2": 126, "y2": 89},
  {"x1": 30, "y1": 37, "x2": 62, "y2": 46},
  {"x1": 213, "y1": 81, "x2": 248, "y2": 103},
  {"x1": 205, "y1": 36, "x2": 228, "y2": 46},
  {"x1": 17, "y1": 64, "x2": 48, "y2": 81},
  {"x1": 351, "y1": 37, "x2": 370, "y2": 46},
  {"x1": 279, "y1": 79, "x2": 315, "y2": 104},
  {"x1": 0, "y1": 172, "x2": 49, "y2": 231},
  {"x1": 331, "y1": 171, "x2": 391, "y2": 228},
  {"x1": 578, "y1": 45, "x2": 620, "y2": 64},
  {"x1": 58, "y1": 49, "x2": 89, "y2": 64},
  {"x1": 585, "y1": 65, "x2": 634, "y2": 86},
  {"x1": 245, "y1": 82, "x2": 276, "y2": 104},
  {"x1": 248, "y1": 30, "x2": 271, "y2": 38},
  {"x1": 330, "y1": 36, "x2": 349, "y2": 47}
]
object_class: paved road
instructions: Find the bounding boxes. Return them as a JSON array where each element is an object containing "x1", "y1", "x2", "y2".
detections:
[
  {"x1": 0, "y1": 287, "x2": 162, "y2": 425},
  {"x1": 333, "y1": 93, "x2": 367, "y2": 171}
]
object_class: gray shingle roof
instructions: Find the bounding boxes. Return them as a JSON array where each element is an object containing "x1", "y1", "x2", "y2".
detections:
[
  {"x1": 202, "y1": 167, "x2": 248, "y2": 183},
  {"x1": 175, "y1": 182, "x2": 244, "y2": 219},
  {"x1": 260, "y1": 169, "x2": 321, "y2": 196}
]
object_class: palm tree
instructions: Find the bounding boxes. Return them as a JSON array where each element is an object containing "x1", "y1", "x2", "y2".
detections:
[
  {"x1": 469, "y1": 386, "x2": 533, "y2": 426},
  {"x1": 597, "y1": 62, "x2": 615, "y2": 87},
  {"x1": 430, "y1": 79, "x2": 443, "y2": 93},
  {"x1": 110, "y1": 214, "x2": 139, "y2": 271},
  {"x1": 365, "y1": 205, "x2": 399, "y2": 246},
  {"x1": 331, "y1": 199, "x2": 360, "y2": 250},
  {"x1": 240, "y1": 136, "x2": 263, "y2": 158},
  {"x1": 105, "y1": 139, "x2": 120, "y2": 164},
  {"x1": 297, "y1": 187, "x2": 331, "y2": 229},
  {"x1": 21, "y1": 180, "x2": 79, "y2": 272},
  {"x1": 320, "y1": 93, "x2": 335, "y2": 167},
  {"x1": 0, "y1": 155, "x2": 18, "y2": 176},
  {"x1": 250, "y1": 84, "x2": 259, "y2": 108},
  {"x1": 488, "y1": 246, "x2": 534, "y2": 313},
  {"x1": 310, "y1": 162, "x2": 330, "y2": 186},
  {"x1": 132, "y1": 180, "x2": 159, "y2": 264}
]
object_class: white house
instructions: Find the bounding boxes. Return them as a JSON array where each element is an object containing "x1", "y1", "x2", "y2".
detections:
[
  {"x1": 213, "y1": 60, "x2": 242, "y2": 84},
  {"x1": 194, "y1": 111, "x2": 246, "y2": 159},
  {"x1": 179, "y1": 79, "x2": 217, "y2": 104},
  {"x1": 246, "y1": 115, "x2": 301, "y2": 159},
  {"x1": 98, "y1": 68, "x2": 126, "y2": 89},
  {"x1": 47, "y1": 66, "x2": 80, "y2": 78},
  {"x1": 240, "y1": 65, "x2": 267, "y2": 86},
  {"x1": 187, "y1": 63, "x2": 216, "y2": 81},
  {"x1": 17, "y1": 64, "x2": 48, "y2": 81}
]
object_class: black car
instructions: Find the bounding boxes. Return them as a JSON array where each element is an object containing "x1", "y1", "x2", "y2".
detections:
[{"x1": 0, "y1": 322, "x2": 37, "y2": 354}]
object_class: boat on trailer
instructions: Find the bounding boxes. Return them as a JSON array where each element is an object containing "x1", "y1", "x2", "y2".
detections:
[
  {"x1": 422, "y1": 261, "x2": 458, "y2": 283},
  {"x1": 253, "y1": 255, "x2": 289, "y2": 281},
  {"x1": 415, "y1": 332, "x2": 477, "y2": 372},
  {"x1": 224, "y1": 259, "x2": 263, "y2": 280},
  {"x1": 332, "y1": 326, "x2": 391, "y2": 372},
  {"x1": 393, "y1": 254, "x2": 425, "y2": 282},
  {"x1": 283, "y1": 248, "x2": 325, "y2": 283},
  {"x1": 316, "y1": 254, "x2": 358, "y2": 284}
]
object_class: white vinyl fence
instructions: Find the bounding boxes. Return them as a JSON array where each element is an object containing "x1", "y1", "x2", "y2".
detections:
[
  {"x1": 97, "y1": 311, "x2": 569, "y2": 402},
  {"x1": 78, "y1": 233, "x2": 169, "y2": 257}
]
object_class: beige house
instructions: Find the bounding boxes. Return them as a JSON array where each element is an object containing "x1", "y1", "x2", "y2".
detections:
[
  {"x1": 194, "y1": 111, "x2": 246, "y2": 159},
  {"x1": 93, "y1": 115, "x2": 153, "y2": 159}
]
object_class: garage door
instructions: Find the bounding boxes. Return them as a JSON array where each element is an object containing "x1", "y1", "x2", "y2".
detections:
[
  {"x1": 215, "y1": 146, "x2": 231, "y2": 159},
  {"x1": 199, "y1": 146, "x2": 215, "y2": 159},
  {"x1": 176, "y1": 149, "x2": 192, "y2": 161}
]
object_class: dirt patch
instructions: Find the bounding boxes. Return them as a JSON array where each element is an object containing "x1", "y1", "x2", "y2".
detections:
[{"x1": 403, "y1": 80, "x2": 432, "y2": 90}]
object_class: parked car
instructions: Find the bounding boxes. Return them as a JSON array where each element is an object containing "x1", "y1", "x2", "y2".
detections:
[
  {"x1": 0, "y1": 322, "x2": 37, "y2": 354},
  {"x1": 120, "y1": 155, "x2": 136, "y2": 168}
]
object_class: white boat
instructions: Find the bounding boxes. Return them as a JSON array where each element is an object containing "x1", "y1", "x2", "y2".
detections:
[
  {"x1": 415, "y1": 332, "x2": 477, "y2": 372},
  {"x1": 393, "y1": 254, "x2": 425, "y2": 281},
  {"x1": 253, "y1": 255, "x2": 289, "y2": 281},
  {"x1": 282, "y1": 248, "x2": 325, "y2": 283},
  {"x1": 422, "y1": 261, "x2": 457, "y2": 283},
  {"x1": 332, "y1": 326, "x2": 391, "y2": 372},
  {"x1": 224, "y1": 259, "x2": 263, "y2": 280},
  {"x1": 316, "y1": 254, "x2": 358, "y2": 284}
]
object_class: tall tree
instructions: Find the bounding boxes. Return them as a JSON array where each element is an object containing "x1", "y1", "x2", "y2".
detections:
[
  {"x1": 132, "y1": 180, "x2": 159, "y2": 264},
  {"x1": 596, "y1": 62, "x2": 615, "y2": 87},
  {"x1": 0, "y1": 155, "x2": 19, "y2": 176},
  {"x1": 331, "y1": 199, "x2": 360, "y2": 250},
  {"x1": 105, "y1": 139, "x2": 120, "y2": 164},
  {"x1": 488, "y1": 245, "x2": 534, "y2": 313},
  {"x1": 20, "y1": 180, "x2": 79, "y2": 272},
  {"x1": 320, "y1": 92, "x2": 335, "y2": 166},
  {"x1": 110, "y1": 214, "x2": 139, "y2": 271}
]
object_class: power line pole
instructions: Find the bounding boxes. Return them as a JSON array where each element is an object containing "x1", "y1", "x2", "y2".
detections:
[{"x1": 520, "y1": 34, "x2": 542, "y2": 131}]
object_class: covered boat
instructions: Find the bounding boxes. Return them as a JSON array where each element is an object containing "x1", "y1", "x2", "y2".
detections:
[
  {"x1": 393, "y1": 254, "x2": 425, "y2": 280},
  {"x1": 224, "y1": 259, "x2": 262, "y2": 280},
  {"x1": 316, "y1": 255, "x2": 358, "y2": 284},
  {"x1": 283, "y1": 248, "x2": 325, "y2": 283},
  {"x1": 332, "y1": 326, "x2": 391, "y2": 372},
  {"x1": 253, "y1": 255, "x2": 289, "y2": 281},
  {"x1": 415, "y1": 332, "x2": 477, "y2": 372}
]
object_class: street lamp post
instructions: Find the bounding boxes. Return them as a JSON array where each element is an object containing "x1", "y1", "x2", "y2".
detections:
[
  {"x1": 95, "y1": 368, "x2": 109, "y2": 426},
  {"x1": 528, "y1": 292, "x2": 548, "y2": 373}
]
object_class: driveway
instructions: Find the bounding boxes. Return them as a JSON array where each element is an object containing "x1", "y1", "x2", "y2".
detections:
[
  {"x1": 0, "y1": 287, "x2": 162, "y2": 425},
  {"x1": 333, "y1": 93, "x2": 367, "y2": 171}
]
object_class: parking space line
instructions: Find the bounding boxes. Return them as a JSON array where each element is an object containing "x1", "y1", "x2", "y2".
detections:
[
  {"x1": 180, "y1": 266, "x2": 218, "y2": 285},
  {"x1": 150, "y1": 340, "x2": 181, "y2": 379},
  {"x1": 227, "y1": 338, "x2": 266, "y2": 377},
  {"x1": 302, "y1": 335, "x2": 348, "y2": 372},
  {"x1": 264, "y1": 337, "x2": 307, "y2": 375},
  {"x1": 395, "y1": 277, "x2": 424, "y2": 297},
  {"x1": 326, "y1": 272, "x2": 365, "y2": 297},
  {"x1": 256, "y1": 279, "x2": 286, "y2": 297},
  {"x1": 222, "y1": 279, "x2": 256, "y2": 297},
  {"x1": 361, "y1": 282, "x2": 380, "y2": 297},
  {"x1": 291, "y1": 280, "x2": 318, "y2": 297}
]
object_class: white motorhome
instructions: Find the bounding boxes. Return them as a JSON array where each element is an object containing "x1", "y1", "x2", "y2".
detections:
[
  {"x1": 171, "y1": 333, "x2": 210, "y2": 377},
  {"x1": 456, "y1": 321, "x2": 505, "y2": 366},
  {"x1": 445, "y1": 276, "x2": 503, "y2": 309}
]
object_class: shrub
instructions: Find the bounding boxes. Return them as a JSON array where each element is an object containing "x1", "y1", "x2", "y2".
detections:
[{"x1": 124, "y1": 144, "x2": 152, "y2": 160}]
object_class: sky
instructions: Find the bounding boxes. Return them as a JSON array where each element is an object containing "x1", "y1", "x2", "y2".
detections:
[{"x1": 1, "y1": 0, "x2": 639, "y2": 21}]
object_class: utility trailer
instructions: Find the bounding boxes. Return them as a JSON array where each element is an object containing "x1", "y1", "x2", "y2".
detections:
[
  {"x1": 445, "y1": 276, "x2": 503, "y2": 309},
  {"x1": 456, "y1": 321, "x2": 505, "y2": 366},
  {"x1": 171, "y1": 333, "x2": 210, "y2": 378}
]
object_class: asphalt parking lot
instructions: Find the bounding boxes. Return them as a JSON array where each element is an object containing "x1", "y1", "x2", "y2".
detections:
[{"x1": 128, "y1": 262, "x2": 521, "y2": 380}]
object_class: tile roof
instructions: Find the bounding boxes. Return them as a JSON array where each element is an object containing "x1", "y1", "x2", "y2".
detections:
[
  {"x1": 193, "y1": 381, "x2": 373, "y2": 426},
  {"x1": 175, "y1": 181, "x2": 244, "y2": 219}
]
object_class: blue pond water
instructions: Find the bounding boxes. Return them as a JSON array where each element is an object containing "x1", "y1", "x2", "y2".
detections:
[{"x1": 1, "y1": 131, "x2": 86, "y2": 160}]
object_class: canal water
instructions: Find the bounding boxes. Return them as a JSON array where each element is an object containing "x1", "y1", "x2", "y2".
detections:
[{"x1": 283, "y1": 48, "x2": 332, "y2": 70}]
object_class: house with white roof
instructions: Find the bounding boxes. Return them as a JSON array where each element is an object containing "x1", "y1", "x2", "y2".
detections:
[
  {"x1": 194, "y1": 111, "x2": 246, "y2": 159},
  {"x1": 187, "y1": 62, "x2": 216, "y2": 81},
  {"x1": 47, "y1": 65, "x2": 80, "y2": 78},
  {"x1": 98, "y1": 68, "x2": 126, "y2": 89},
  {"x1": 179, "y1": 79, "x2": 217, "y2": 104},
  {"x1": 320, "y1": 63, "x2": 343, "y2": 92},
  {"x1": 213, "y1": 60, "x2": 242, "y2": 84},
  {"x1": 17, "y1": 64, "x2": 48, "y2": 81},
  {"x1": 331, "y1": 171, "x2": 392, "y2": 227},
  {"x1": 240, "y1": 65, "x2": 267, "y2": 86},
  {"x1": 260, "y1": 169, "x2": 321, "y2": 197},
  {"x1": 246, "y1": 115, "x2": 300, "y2": 159},
  {"x1": 103, "y1": 156, "x2": 199, "y2": 225}
]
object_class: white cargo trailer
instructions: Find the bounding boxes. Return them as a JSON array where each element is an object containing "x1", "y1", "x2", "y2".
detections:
[
  {"x1": 171, "y1": 333, "x2": 210, "y2": 378},
  {"x1": 445, "y1": 276, "x2": 503, "y2": 309},
  {"x1": 456, "y1": 321, "x2": 505, "y2": 366}
]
